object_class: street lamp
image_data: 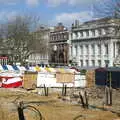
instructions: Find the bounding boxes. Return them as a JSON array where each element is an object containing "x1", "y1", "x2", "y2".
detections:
[
  {"x1": 53, "y1": 45, "x2": 57, "y2": 65},
  {"x1": 53, "y1": 45, "x2": 57, "y2": 51}
]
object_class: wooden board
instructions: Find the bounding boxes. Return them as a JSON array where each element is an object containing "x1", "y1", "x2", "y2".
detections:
[
  {"x1": 86, "y1": 70, "x2": 95, "y2": 88},
  {"x1": 23, "y1": 72, "x2": 38, "y2": 89},
  {"x1": 56, "y1": 72, "x2": 75, "y2": 83}
]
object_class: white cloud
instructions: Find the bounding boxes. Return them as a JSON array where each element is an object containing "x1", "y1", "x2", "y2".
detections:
[
  {"x1": 47, "y1": 0, "x2": 100, "y2": 7},
  {"x1": 26, "y1": 0, "x2": 39, "y2": 6},
  {"x1": 52, "y1": 11, "x2": 93, "y2": 27}
]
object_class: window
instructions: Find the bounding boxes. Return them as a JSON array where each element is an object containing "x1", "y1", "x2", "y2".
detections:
[
  {"x1": 102, "y1": 28, "x2": 106, "y2": 35},
  {"x1": 80, "y1": 60, "x2": 83, "y2": 67},
  {"x1": 58, "y1": 35, "x2": 60, "y2": 40},
  {"x1": 92, "y1": 60, "x2": 95, "y2": 66},
  {"x1": 92, "y1": 30, "x2": 95, "y2": 36},
  {"x1": 105, "y1": 60, "x2": 109, "y2": 67},
  {"x1": 86, "y1": 60, "x2": 89, "y2": 66},
  {"x1": 86, "y1": 45, "x2": 89, "y2": 55},
  {"x1": 75, "y1": 45, "x2": 77, "y2": 56},
  {"x1": 98, "y1": 60, "x2": 101, "y2": 67},
  {"x1": 75, "y1": 32, "x2": 78, "y2": 38},
  {"x1": 105, "y1": 44, "x2": 108, "y2": 54},
  {"x1": 80, "y1": 46, "x2": 83, "y2": 55},
  {"x1": 54, "y1": 36, "x2": 56, "y2": 41},
  {"x1": 80, "y1": 31, "x2": 83, "y2": 37},
  {"x1": 91, "y1": 44, "x2": 95, "y2": 55},
  {"x1": 98, "y1": 29, "x2": 102, "y2": 35},
  {"x1": 98, "y1": 44, "x2": 101, "y2": 55},
  {"x1": 86, "y1": 31, "x2": 89, "y2": 37}
]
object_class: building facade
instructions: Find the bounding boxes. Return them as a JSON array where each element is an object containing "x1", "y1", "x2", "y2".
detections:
[
  {"x1": 0, "y1": 49, "x2": 12, "y2": 65},
  {"x1": 27, "y1": 26, "x2": 51, "y2": 66},
  {"x1": 49, "y1": 23, "x2": 69, "y2": 66},
  {"x1": 69, "y1": 18, "x2": 120, "y2": 67}
]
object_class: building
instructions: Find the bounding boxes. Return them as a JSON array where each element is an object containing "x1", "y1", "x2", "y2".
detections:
[
  {"x1": 27, "y1": 26, "x2": 51, "y2": 66},
  {"x1": 0, "y1": 48, "x2": 12, "y2": 65},
  {"x1": 69, "y1": 18, "x2": 120, "y2": 67},
  {"x1": 49, "y1": 23, "x2": 69, "y2": 66}
]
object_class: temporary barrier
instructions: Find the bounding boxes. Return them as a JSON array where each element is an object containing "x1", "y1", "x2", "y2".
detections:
[
  {"x1": 0, "y1": 72, "x2": 22, "y2": 88},
  {"x1": 74, "y1": 73, "x2": 86, "y2": 87},
  {"x1": 86, "y1": 70, "x2": 95, "y2": 87},
  {"x1": 107, "y1": 67, "x2": 120, "y2": 88},
  {"x1": 23, "y1": 71, "x2": 38, "y2": 89},
  {"x1": 2, "y1": 76, "x2": 22, "y2": 88},
  {"x1": 95, "y1": 67, "x2": 120, "y2": 88},
  {"x1": 56, "y1": 72, "x2": 74, "y2": 83},
  {"x1": 95, "y1": 68, "x2": 107, "y2": 86},
  {"x1": 37, "y1": 67, "x2": 87, "y2": 88},
  {"x1": 37, "y1": 72, "x2": 61, "y2": 87}
]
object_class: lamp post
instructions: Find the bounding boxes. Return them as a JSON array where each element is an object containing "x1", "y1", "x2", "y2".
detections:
[{"x1": 53, "y1": 45, "x2": 57, "y2": 65}]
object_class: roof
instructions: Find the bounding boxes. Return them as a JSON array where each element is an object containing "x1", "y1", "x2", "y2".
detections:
[{"x1": 72, "y1": 17, "x2": 120, "y2": 30}]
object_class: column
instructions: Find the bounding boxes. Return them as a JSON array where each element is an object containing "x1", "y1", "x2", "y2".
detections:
[
  {"x1": 95, "y1": 44, "x2": 98, "y2": 66},
  {"x1": 115, "y1": 41, "x2": 118, "y2": 57},
  {"x1": 68, "y1": 31, "x2": 72, "y2": 60},
  {"x1": 72, "y1": 33, "x2": 76, "y2": 39},
  {"x1": 89, "y1": 30, "x2": 92, "y2": 37},
  {"x1": 101, "y1": 43, "x2": 105, "y2": 67},
  {"x1": 88, "y1": 44, "x2": 92, "y2": 66},
  {"x1": 77, "y1": 45, "x2": 80, "y2": 66},
  {"x1": 108, "y1": 41, "x2": 114, "y2": 66},
  {"x1": 72, "y1": 44, "x2": 76, "y2": 57},
  {"x1": 78, "y1": 32, "x2": 81, "y2": 39},
  {"x1": 83, "y1": 44, "x2": 86, "y2": 66}
]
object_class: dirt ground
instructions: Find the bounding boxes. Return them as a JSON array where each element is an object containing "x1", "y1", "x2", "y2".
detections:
[{"x1": 0, "y1": 88, "x2": 119, "y2": 120}]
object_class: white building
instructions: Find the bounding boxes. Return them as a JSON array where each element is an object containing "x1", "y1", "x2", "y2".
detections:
[{"x1": 69, "y1": 18, "x2": 120, "y2": 67}]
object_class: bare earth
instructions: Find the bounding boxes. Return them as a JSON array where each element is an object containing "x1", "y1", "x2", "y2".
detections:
[{"x1": 0, "y1": 88, "x2": 119, "y2": 120}]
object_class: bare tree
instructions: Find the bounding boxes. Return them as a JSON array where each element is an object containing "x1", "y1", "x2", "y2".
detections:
[
  {"x1": 94, "y1": 0, "x2": 120, "y2": 18},
  {"x1": 0, "y1": 15, "x2": 48, "y2": 65}
]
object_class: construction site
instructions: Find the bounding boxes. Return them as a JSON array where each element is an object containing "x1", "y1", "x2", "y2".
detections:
[{"x1": 0, "y1": 66, "x2": 119, "y2": 120}]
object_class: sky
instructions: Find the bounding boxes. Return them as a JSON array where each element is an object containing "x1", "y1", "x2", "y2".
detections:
[{"x1": 0, "y1": 0, "x2": 104, "y2": 27}]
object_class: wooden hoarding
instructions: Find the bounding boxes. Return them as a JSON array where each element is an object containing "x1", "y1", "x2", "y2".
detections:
[
  {"x1": 23, "y1": 71, "x2": 38, "y2": 89},
  {"x1": 56, "y1": 72, "x2": 75, "y2": 83},
  {"x1": 86, "y1": 70, "x2": 95, "y2": 87}
]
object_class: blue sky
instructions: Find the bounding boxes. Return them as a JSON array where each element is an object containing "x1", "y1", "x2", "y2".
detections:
[{"x1": 0, "y1": 0, "x2": 103, "y2": 27}]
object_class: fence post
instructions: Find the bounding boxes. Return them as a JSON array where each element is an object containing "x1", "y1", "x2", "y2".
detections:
[
  {"x1": 17, "y1": 102, "x2": 25, "y2": 120},
  {"x1": 62, "y1": 83, "x2": 65, "y2": 96},
  {"x1": 84, "y1": 91, "x2": 88, "y2": 108},
  {"x1": 105, "y1": 86, "x2": 108, "y2": 105},
  {"x1": 79, "y1": 92, "x2": 85, "y2": 108},
  {"x1": 64, "y1": 84, "x2": 67, "y2": 96},
  {"x1": 46, "y1": 87, "x2": 49, "y2": 96},
  {"x1": 109, "y1": 72, "x2": 112, "y2": 106},
  {"x1": 43, "y1": 84, "x2": 47, "y2": 96}
]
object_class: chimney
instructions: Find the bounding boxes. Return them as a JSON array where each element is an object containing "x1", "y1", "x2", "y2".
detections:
[{"x1": 75, "y1": 20, "x2": 79, "y2": 27}]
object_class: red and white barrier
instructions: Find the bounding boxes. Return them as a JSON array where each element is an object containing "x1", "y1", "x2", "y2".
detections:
[{"x1": 1, "y1": 77, "x2": 22, "y2": 88}]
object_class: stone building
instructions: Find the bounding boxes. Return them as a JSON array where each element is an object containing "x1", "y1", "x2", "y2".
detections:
[
  {"x1": 49, "y1": 23, "x2": 69, "y2": 66},
  {"x1": 69, "y1": 18, "x2": 120, "y2": 67},
  {"x1": 27, "y1": 26, "x2": 51, "y2": 66}
]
